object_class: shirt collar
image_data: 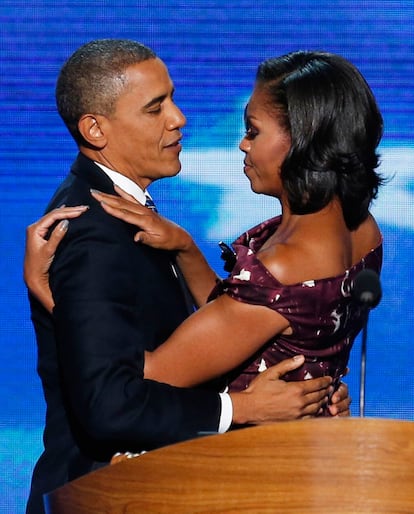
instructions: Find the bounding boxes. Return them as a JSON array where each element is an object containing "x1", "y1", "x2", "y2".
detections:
[{"x1": 94, "y1": 162, "x2": 149, "y2": 205}]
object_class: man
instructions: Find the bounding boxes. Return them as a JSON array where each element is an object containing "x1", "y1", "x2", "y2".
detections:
[{"x1": 25, "y1": 39, "x2": 350, "y2": 514}]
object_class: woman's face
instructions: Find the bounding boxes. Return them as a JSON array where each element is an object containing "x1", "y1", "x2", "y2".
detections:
[{"x1": 239, "y1": 86, "x2": 291, "y2": 197}]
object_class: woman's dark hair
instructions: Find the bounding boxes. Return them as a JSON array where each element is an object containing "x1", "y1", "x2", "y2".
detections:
[{"x1": 256, "y1": 50, "x2": 384, "y2": 229}]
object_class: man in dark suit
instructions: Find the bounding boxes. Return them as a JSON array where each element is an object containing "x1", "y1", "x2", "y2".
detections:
[{"x1": 25, "y1": 39, "x2": 350, "y2": 514}]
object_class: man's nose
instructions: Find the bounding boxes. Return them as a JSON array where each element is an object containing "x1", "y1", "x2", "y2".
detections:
[{"x1": 168, "y1": 105, "x2": 186, "y2": 129}]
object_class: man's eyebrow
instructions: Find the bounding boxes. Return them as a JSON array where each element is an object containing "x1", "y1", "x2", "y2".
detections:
[
  {"x1": 143, "y1": 94, "x2": 167, "y2": 109},
  {"x1": 143, "y1": 88, "x2": 174, "y2": 110}
]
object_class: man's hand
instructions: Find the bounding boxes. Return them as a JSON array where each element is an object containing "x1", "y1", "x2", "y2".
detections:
[
  {"x1": 230, "y1": 355, "x2": 333, "y2": 425},
  {"x1": 24, "y1": 205, "x2": 88, "y2": 313},
  {"x1": 328, "y1": 381, "x2": 351, "y2": 417}
]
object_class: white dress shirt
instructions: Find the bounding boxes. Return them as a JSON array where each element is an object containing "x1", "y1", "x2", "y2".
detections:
[{"x1": 95, "y1": 162, "x2": 233, "y2": 433}]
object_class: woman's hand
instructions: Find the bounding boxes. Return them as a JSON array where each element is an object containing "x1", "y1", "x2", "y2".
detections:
[
  {"x1": 91, "y1": 186, "x2": 193, "y2": 251},
  {"x1": 91, "y1": 187, "x2": 218, "y2": 305},
  {"x1": 24, "y1": 205, "x2": 89, "y2": 313}
]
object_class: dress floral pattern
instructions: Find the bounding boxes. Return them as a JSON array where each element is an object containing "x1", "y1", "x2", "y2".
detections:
[{"x1": 209, "y1": 216, "x2": 382, "y2": 413}]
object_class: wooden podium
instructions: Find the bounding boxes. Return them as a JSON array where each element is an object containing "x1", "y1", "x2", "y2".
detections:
[{"x1": 45, "y1": 418, "x2": 414, "y2": 513}]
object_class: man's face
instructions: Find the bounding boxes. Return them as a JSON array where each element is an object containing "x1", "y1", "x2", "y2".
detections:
[{"x1": 99, "y1": 58, "x2": 186, "y2": 189}]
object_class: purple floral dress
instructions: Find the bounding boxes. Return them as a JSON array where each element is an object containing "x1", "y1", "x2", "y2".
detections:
[{"x1": 209, "y1": 216, "x2": 382, "y2": 413}]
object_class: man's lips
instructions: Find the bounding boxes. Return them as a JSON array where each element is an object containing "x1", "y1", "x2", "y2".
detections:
[{"x1": 164, "y1": 135, "x2": 183, "y2": 148}]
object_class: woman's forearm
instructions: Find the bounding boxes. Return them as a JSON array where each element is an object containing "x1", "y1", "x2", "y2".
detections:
[
  {"x1": 175, "y1": 238, "x2": 219, "y2": 307},
  {"x1": 144, "y1": 295, "x2": 290, "y2": 387},
  {"x1": 89, "y1": 188, "x2": 220, "y2": 307},
  {"x1": 29, "y1": 277, "x2": 55, "y2": 314}
]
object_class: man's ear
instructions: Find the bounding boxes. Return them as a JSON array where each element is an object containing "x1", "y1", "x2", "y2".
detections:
[{"x1": 78, "y1": 114, "x2": 107, "y2": 148}]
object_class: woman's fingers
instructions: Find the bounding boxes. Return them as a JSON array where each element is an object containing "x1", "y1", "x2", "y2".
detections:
[
  {"x1": 113, "y1": 184, "x2": 140, "y2": 203},
  {"x1": 91, "y1": 189, "x2": 161, "y2": 237},
  {"x1": 27, "y1": 205, "x2": 89, "y2": 239},
  {"x1": 24, "y1": 207, "x2": 87, "y2": 313},
  {"x1": 45, "y1": 220, "x2": 70, "y2": 255},
  {"x1": 24, "y1": 206, "x2": 89, "y2": 281},
  {"x1": 91, "y1": 189, "x2": 148, "y2": 215},
  {"x1": 90, "y1": 188, "x2": 191, "y2": 251}
]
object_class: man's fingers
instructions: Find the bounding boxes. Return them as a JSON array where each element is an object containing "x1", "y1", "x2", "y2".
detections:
[
  {"x1": 332, "y1": 382, "x2": 348, "y2": 402},
  {"x1": 328, "y1": 382, "x2": 352, "y2": 417},
  {"x1": 257, "y1": 355, "x2": 306, "y2": 381}
]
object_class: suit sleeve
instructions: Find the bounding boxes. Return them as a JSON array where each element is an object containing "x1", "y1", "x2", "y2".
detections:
[{"x1": 50, "y1": 206, "x2": 221, "y2": 454}]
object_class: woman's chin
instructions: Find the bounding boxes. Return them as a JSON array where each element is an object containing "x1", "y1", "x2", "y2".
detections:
[{"x1": 249, "y1": 182, "x2": 261, "y2": 194}]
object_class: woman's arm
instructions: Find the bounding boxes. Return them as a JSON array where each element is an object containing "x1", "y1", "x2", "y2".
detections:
[
  {"x1": 91, "y1": 187, "x2": 219, "y2": 306},
  {"x1": 23, "y1": 201, "x2": 352, "y2": 418},
  {"x1": 144, "y1": 295, "x2": 352, "y2": 418},
  {"x1": 24, "y1": 206, "x2": 89, "y2": 313},
  {"x1": 23, "y1": 186, "x2": 218, "y2": 312},
  {"x1": 144, "y1": 292, "x2": 291, "y2": 387}
]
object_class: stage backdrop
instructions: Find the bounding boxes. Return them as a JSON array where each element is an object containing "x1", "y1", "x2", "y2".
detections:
[{"x1": 1, "y1": 1, "x2": 413, "y2": 511}]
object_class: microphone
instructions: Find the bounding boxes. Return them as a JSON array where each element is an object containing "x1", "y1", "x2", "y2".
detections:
[
  {"x1": 218, "y1": 241, "x2": 236, "y2": 272},
  {"x1": 351, "y1": 269, "x2": 382, "y2": 417},
  {"x1": 351, "y1": 268, "x2": 382, "y2": 308}
]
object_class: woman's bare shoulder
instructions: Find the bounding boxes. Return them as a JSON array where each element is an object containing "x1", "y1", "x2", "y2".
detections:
[
  {"x1": 351, "y1": 213, "x2": 382, "y2": 262},
  {"x1": 257, "y1": 239, "x2": 322, "y2": 285}
]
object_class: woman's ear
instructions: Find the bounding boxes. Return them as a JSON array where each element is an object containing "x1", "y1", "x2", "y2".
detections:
[{"x1": 78, "y1": 114, "x2": 107, "y2": 149}]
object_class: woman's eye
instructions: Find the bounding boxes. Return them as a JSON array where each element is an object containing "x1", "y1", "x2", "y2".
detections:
[{"x1": 245, "y1": 126, "x2": 258, "y2": 139}]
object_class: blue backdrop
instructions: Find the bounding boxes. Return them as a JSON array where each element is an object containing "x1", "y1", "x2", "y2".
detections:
[{"x1": 1, "y1": 1, "x2": 413, "y2": 511}]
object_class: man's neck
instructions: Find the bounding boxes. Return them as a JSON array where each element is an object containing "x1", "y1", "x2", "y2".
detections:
[
  {"x1": 94, "y1": 162, "x2": 148, "y2": 205},
  {"x1": 80, "y1": 147, "x2": 150, "y2": 198}
]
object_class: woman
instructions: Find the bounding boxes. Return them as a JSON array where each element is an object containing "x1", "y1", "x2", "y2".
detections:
[{"x1": 26, "y1": 50, "x2": 383, "y2": 414}]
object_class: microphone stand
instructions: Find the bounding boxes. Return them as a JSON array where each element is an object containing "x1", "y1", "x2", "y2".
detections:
[
  {"x1": 352, "y1": 268, "x2": 382, "y2": 418},
  {"x1": 359, "y1": 315, "x2": 369, "y2": 417}
]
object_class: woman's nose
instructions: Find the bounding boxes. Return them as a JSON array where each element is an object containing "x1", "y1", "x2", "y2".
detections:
[{"x1": 239, "y1": 136, "x2": 250, "y2": 153}]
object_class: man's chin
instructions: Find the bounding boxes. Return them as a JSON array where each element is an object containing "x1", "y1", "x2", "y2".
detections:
[
  {"x1": 153, "y1": 166, "x2": 181, "y2": 182},
  {"x1": 166, "y1": 161, "x2": 182, "y2": 177}
]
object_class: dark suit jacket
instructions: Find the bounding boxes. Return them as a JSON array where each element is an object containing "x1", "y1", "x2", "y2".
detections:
[{"x1": 27, "y1": 153, "x2": 222, "y2": 514}]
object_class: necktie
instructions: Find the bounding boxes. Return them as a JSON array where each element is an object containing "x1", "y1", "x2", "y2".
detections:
[
  {"x1": 143, "y1": 194, "x2": 195, "y2": 314},
  {"x1": 144, "y1": 194, "x2": 157, "y2": 212}
]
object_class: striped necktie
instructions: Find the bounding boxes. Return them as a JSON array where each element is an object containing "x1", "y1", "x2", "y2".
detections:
[{"x1": 144, "y1": 194, "x2": 157, "y2": 212}]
